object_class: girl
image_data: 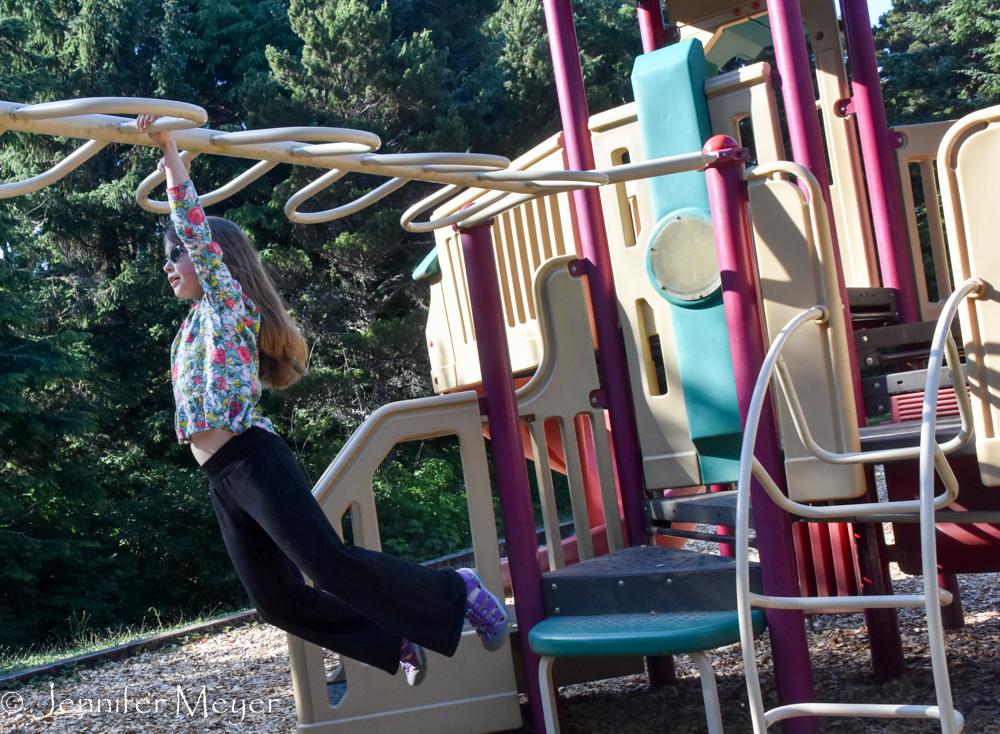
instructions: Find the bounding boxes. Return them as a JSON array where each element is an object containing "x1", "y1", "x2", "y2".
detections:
[{"x1": 137, "y1": 115, "x2": 509, "y2": 686}]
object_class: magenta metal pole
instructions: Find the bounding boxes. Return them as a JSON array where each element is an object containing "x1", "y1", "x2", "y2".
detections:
[
  {"x1": 635, "y1": 0, "x2": 666, "y2": 52},
  {"x1": 542, "y1": 0, "x2": 649, "y2": 549},
  {"x1": 768, "y1": 0, "x2": 906, "y2": 681},
  {"x1": 840, "y1": 0, "x2": 920, "y2": 324},
  {"x1": 704, "y1": 135, "x2": 819, "y2": 734},
  {"x1": 766, "y1": 0, "x2": 856, "y2": 339},
  {"x1": 458, "y1": 220, "x2": 547, "y2": 733}
]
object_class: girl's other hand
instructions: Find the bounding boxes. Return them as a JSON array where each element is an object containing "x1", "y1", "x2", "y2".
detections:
[{"x1": 137, "y1": 114, "x2": 174, "y2": 149}]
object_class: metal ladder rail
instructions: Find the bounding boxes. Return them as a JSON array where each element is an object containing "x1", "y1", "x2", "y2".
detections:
[{"x1": 734, "y1": 280, "x2": 984, "y2": 733}]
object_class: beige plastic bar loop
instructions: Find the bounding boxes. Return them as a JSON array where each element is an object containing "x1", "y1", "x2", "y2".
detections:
[
  {"x1": 136, "y1": 154, "x2": 284, "y2": 214},
  {"x1": 475, "y1": 169, "x2": 608, "y2": 185},
  {"x1": 420, "y1": 165, "x2": 501, "y2": 173},
  {"x1": 360, "y1": 152, "x2": 510, "y2": 169},
  {"x1": 401, "y1": 185, "x2": 514, "y2": 233},
  {"x1": 0, "y1": 139, "x2": 109, "y2": 199},
  {"x1": 595, "y1": 150, "x2": 715, "y2": 184},
  {"x1": 213, "y1": 126, "x2": 381, "y2": 155},
  {"x1": 10, "y1": 97, "x2": 207, "y2": 131},
  {"x1": 285, "y1": 173, "x2": 406, "y2": 224}
]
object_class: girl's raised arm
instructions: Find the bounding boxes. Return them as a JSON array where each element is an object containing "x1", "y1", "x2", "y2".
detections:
[{"x1": 139, "y1": 116, "x2": 249, "y2": 317}]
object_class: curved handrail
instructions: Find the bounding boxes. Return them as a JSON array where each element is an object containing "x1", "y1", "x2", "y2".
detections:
[
  {"x1": 475, "y1": 169, "x2": 607, "y2": 185},
  {"x1": 399, "y1": 175, "x2": 599, "y2": 233},
  {"x1": 456, "y1": 190, "x2": 577, "y2": 229},
  {"x1": 406, "y1": 149, "x2": 720, "y2": 233},
  {"x1": 136, "y1": 125, "x2": 389, "y2": 214},
  {"x1": 595, "y1": 149, "x2": 717, "y2": 184},
  {"x1": 775, "y1": 280, "x2": 979, "y2": 467},
  {"x1": 9, "y1": 97, "x2": 207, "y2": 130},
  {"x1": 0, "y1": 139, "x2": 109, "y2": 199}
]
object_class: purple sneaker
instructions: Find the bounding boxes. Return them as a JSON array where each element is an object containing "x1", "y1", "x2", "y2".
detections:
[
  {"x1": 457, "y1": 568, "x2": 510, "y2": 652},
  {"x1": 400, "y1": 639, "x2": 426, "y2": 686}
]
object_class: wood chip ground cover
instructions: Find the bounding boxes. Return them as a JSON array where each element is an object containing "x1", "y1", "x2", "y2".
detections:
[{"x1": 2, "y1": 561, "x2": 996, "y2": 732}]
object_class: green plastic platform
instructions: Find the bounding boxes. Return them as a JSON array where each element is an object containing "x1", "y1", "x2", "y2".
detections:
[{"x1": 528, "y1": 610, "x2": 767, "y2": 658}]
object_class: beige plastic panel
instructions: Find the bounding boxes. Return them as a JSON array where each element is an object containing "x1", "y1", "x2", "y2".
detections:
[
  {"x1": 667, "y1": 0, "x2": 763, "y2": 28},
  {"x1": 674, "y1": 1, "x2": 770, "y2": 43},
  {"x1": 515, "y1": 255, "x2": 626, "y2": 567},
  {"x1": 748, "y1": 177, "x2": 867, "y2": 501},
  {"x1": 800, "y1": 0, "x2": 879, "y2": 288},
  {"x1": 288, "y1": 391, "x2": 521, "y2": 733},
  {"x1": 892, "y1": 121, "x2": 957, "y2": 321},
  {"x1": 589, "y1": 104, "x2": 703, "y2": 490},
  {"x1": 425, "y1": 137, "x2": 579, "y2": 393},
  {"x1": 705, "y1": 62, "x2": 783, "y2": 165},
  {"x1": 938, "y1": 111, "x2": 1000, "y2": 486}
]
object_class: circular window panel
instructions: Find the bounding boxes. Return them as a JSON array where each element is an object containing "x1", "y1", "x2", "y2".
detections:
[{"x1": 646, "y1": 211, "x2": 721, "y2": 303}]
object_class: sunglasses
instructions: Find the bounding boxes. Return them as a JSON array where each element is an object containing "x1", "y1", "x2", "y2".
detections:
[{"x1": 163, "y1": 244, "x2": 187, "y2": 269}]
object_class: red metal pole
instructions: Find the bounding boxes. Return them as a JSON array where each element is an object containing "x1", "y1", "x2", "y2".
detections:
[
  {"x1": 711, "y1": 484, "x2": 736, "y2": 558},
  {"x1": 704, "y1": 135, "x2": 819, "y2": 734},
  {"x1": 840, "y1": 0, "x2": 920, "y2": 324},
  {"x1": 635, "y1": 0, "x2": 667, "y2": 53},
  {"x1": 768, "y1": 0, "x2": 905, "y2": 681},
  {"x1": 938, "y1": 573, "x2": 965, "y2": 629},
  {"x1": 542, "y1": 0, "x2": 649, "y2": 549},
  {"x1": 458, "y1": 221, "x2": 547, "y2": 734}
]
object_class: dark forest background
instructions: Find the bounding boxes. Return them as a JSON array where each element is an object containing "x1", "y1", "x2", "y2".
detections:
[{"x1": 1, "y1": 0, "x2": 998, "y2": 653}]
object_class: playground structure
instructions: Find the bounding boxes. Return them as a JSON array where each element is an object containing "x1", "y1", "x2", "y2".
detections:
[{"x1": 3, "y1": 0, "x2": 1000, "y2": 731}]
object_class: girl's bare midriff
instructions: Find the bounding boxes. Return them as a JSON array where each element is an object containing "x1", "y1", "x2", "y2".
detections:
[{"x1": 190, "y1": 427, "x2": 235, "y2": 465}]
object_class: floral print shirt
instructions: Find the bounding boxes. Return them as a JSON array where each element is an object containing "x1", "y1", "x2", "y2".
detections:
[{"x1": 168, "y1": 181, "x2": 274, "y2": 443}]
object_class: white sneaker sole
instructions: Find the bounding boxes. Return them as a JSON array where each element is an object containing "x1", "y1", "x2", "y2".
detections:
[{"x1": 402, "y1": 644, "x2": 427, "y2": 686}]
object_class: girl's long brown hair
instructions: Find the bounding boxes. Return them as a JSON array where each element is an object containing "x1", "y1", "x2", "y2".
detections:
[{"x1": 166, "y1": 217, "x2": 308, "y2": 389}]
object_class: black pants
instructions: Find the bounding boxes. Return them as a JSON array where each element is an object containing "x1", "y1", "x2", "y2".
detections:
[{"x1": 200, "y1": 427, "x2": 468, "y2": 675}]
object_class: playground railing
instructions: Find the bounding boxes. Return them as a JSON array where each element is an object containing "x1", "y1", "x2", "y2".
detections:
[
  {"x1": 734, "y1": 277, "x2": 983, "y2": 733},
  {"x1": 512, "y1": 255, "x2": 626, "y2": 568},
  {"x1": 287, "y1": 390, "x2": 522, "y2": 733},
  {"x1": 891, "y1": 120, "x2": 958, "y2": 322}
]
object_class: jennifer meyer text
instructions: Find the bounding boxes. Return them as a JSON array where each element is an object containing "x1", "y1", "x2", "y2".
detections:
[{"x1": 2, "y1": 682, "x2": 283, "y2": 726}]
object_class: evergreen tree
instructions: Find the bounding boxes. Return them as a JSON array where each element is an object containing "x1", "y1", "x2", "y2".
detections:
[{"x1": 875, "y1": 0, "x2": 1000, "y2": 124}]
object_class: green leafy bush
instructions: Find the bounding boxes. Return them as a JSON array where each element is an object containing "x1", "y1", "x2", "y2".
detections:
[{"x1": 373, "y1": 448, "x2": 480, "y2": 564}]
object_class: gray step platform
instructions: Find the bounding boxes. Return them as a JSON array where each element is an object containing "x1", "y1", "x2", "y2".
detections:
[
  {"x1": 541, "y1": 545, "x2": 761, "y2": 617},
  {"x1": 646, "y1": 490, "x2": 748, "y2": 529},
  {"x1": 858, "y1": 415, "x2": 972, "y2": 456}
]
